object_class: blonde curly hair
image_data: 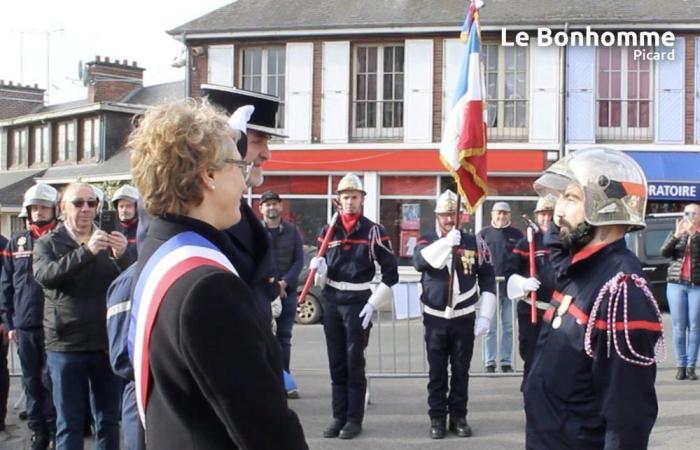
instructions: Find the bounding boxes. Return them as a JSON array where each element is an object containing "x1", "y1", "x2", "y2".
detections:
[{"x1": 128, "y1": 98, "x2": 239, "y2": 216}]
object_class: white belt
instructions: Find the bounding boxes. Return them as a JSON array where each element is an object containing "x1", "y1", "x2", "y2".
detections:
[
  {"x1": 520, "y1": 298, "x2": 550, "y2": 310},
  {"x1": 326, "y1": 279, "x2": 372, "y2": 291},
  {"x1": 424, "y1": 304, "x2": 476, "y2": 318}
]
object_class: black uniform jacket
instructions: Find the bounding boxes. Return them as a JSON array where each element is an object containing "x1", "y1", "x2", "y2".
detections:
[
  {"x1": 319, "y1": 216, "x2": 399, "y2": 304},
  {"x1": 413, "y1": 230, "x2": 495, "y2": 323},
  {"x1": 1, "y1": 229, "x2": 50, "y2": 330},
  {"x1": 33, "y1": 223, "x2": 132, "y2": 352},
  {"x1": 525, "y1": 238, "x2": 662, "y2": 450},
  {"x1": 225, "y1": 202, "x2": 279, "y2": 310},
  {"x1": 505, "y1": 231, "x2": 555, "y2": 305},
  {"x1": 136, "y1": 215, "x2": 308, "y2": 450}
]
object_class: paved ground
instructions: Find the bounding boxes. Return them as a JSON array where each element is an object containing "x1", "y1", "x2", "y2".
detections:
[{"x1": 2, "y1": 314, "x2": 699, "y2": 449}]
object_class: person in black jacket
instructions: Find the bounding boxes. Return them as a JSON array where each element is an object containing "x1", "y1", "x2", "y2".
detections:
[
  {"x1": 127, "y1": 98, "x2": 307, "y2": 450},
  {"x1": 660, "y1": 202, "x2": 700, "y2": 381},
  {"x1": 33, "y1": 182, "x2": 132, "y2": 450},
  {"x1": 310, "y1": 173, "x2": 399, "y2": 440},
  {"x1": 1, "y1": 183, "x2": 59, "y2": 449},
  {"x1": 413, "y1": 190, "x2": 496, "y2": 439},
  {"x1": 111, "y1": 185, "x2": 140, "y2": 261},
  {"x1": 505, "y1": 198, "x2": 556, "y2": 391},
  {"x1": 259, "y1": 190, "x2": 304, "y2": 397},
  {"x1": 525, "y1": 147, "x2": 664, "y2": 450},
  {"x1": 0, "y1": 232, "x2": 8, "y2": 433}
]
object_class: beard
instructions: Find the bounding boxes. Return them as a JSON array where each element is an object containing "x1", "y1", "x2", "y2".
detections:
[{"x1": 558, "y1": 219, "x2": 594, "y2": 252}]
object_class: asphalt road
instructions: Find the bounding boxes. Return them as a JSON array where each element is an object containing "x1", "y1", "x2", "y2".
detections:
[{"x1": 2, "y1": 314, "x2": 698, "y2": 449}]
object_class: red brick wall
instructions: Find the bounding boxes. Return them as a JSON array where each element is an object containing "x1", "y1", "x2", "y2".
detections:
[
  {"x1": 87, "y1": 57, "x2": 144, "y2": 102},
  {"x1": 0, "y1": 82, "x2": 44, "y2": 120}
]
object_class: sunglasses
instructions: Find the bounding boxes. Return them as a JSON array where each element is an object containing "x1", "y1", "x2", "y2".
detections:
[
  {"x1": 684, "y1": 211, "x2": 698, "y2": 217},
  {"x1": 223, "y1": 158, "x2": 254, "y2": 183},
  {"x1": 71, "y1": 199, "x2": 99, "y2": 208}
]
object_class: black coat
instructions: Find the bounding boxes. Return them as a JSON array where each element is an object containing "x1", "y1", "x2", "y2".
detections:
[
  {"x1": 33, "y1": 223, "x2": 132, "y2": 352},
  {"x1": 660, "y1": 231, "x2": 700, "y2": 284},
  {"x1": 136, "y1": 215, "x2": 307, "y2": 450},
  {"x1": 477, "y1": 225, "x2": 524, "y2": 277}
]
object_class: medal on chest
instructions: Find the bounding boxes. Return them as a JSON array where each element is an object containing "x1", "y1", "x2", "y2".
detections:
[
  {"x1": 461, "y1": 250, "x2": 476, "y2": 275},
  {"x1": 552, "y1": 294, "x2": 573, "y2": 329},
  {"x1": 17, "y1": 236, "x2": 27, "y2": 252}
]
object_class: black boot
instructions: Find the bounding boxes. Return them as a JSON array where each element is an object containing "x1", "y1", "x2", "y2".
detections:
[
  {"x1": 676, "y1": 367, "x2": 687, "y2": 380},
  {"x1": 29, "y1": 430, "x2": 49, "y2": 450},
  {"x1": 687, "y1": 368, "x2": 698, "y2": 380},
  {"x1": 322, "y1": 419, "x2": 345, "y2": 438},
  {"x1": 430, "y1": 418, "x2": 446, "y2": 439},
  {"x1": 449, "y1": 417, "x2": 472, "y2": 437},
  {"x1": 338, "y1": 421, "x2": 362, "y2": 439}
]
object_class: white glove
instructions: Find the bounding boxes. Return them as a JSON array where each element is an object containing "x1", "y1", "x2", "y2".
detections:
[
  {"x1": 474, "y1": 316, "x2": 491, "y2": 337},
  {"x1": 228, "y1": 105, "x2": 255, "y2": 133},
  {"x1": 359, "y1": 303, "x2": 374, "y2": 329},
  {"x1": 522, "y1": 277, "x2": 541, "y2": 292},
  {"x1": 446, "y1": 229, "x2": 461, "y2": 247},
  {"x1": 309, "y1": 256, "x2": 327, "y2": 275}
]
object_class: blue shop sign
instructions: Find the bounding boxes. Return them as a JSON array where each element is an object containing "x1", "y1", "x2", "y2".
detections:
[{"x1": 648, "y1": 182, "x2": 700, "y2": 201}]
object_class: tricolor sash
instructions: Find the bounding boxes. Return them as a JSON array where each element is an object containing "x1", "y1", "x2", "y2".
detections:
[{"x1": 128, "y1": 231, "x2": 238, "y2": 427}]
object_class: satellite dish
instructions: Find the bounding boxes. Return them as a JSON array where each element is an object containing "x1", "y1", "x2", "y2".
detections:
[
  {"x1": 78, "y1": 61, "x2": 90, "y2": 87},
  {"x1": 78, "y1": 61, "x2": 83, "y2": 80}
]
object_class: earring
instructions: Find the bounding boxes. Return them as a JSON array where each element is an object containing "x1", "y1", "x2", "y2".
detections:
[{"x1": 211, "y1": 184, "x2": 216, "y2": 190}]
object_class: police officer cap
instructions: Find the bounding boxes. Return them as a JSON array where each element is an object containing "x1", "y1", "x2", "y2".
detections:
[
  {"x1": 260, "y1": 191, "x2": 282, "y2": 205},
  {"x1": 200, "y1": 84, "x2": 286, "y2": 138}
]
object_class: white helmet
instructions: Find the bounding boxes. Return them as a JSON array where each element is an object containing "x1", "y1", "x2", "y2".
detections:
[
  {"x1": 24, "y1": 183, "x2": 59, "y2": 208},
  {"x1": 434, "y1": 190, "x2": 458, "y2": 214},
  {"x1": 336, "y1": 173, "x2": 365, "y2": 195},
  {"x1": 534, "y1": 147, "x2": 647, "y2": 231},
  {"x1": 91, "y1": 185, "x2": 106, "y2": 213},
  {"x1": 111, "y1": 185, "x2": 140, "y2": 208}
]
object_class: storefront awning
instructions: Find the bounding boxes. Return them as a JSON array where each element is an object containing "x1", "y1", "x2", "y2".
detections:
[{"x1": 628, "y1": 151, "x2": 700, "y2": 201}]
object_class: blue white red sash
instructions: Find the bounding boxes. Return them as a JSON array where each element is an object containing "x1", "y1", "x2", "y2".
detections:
[{"x1": 129, "y1": 231, "x2": 237, "y2": 427}]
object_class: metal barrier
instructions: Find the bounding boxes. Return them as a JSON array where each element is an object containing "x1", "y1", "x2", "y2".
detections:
[{"x1": 366, "y1": 277, "x2": 522, "y2": 402}]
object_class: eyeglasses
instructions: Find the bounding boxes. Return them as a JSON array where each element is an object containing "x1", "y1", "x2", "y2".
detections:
[
  {"x1": 684, "y1": 211, "x2": 698, "y2": 217},
  {"x1": 70, "y1": 199, "x2": 99, "y2": 208},
  {"x1": 223, "y1": 158, "x2": 254, "y2": 183}
]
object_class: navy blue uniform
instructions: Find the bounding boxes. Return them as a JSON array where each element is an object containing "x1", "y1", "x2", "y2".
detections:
[
  {"x1": 319, "y1": 216, "x2": 398, "y2": 425},
  {"x1": 505, "y1": 232, "x2": 555, "y2": 379},
  {"x1": 0, "y1": 233, "x2": 9, "y2": 428},
  {"x1": 413, "y1": 231, "x2": 495, "y2": 420},
  {"x1": 524, "y1": 239, "x2": 662, "y2": 449},
  {"x1": 225, "y1": 201, "x2": 278, "y2": 326},
  {"x1": 0, "y1": 229, "x2": 56, "y2": 433}
]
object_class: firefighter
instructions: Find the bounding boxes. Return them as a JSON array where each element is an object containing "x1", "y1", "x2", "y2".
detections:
[
  {"x1": 413, "y1": 190, "x2": 496, "y2": 439},
  {"x1": 111, "y1": 184, "x2": 140, "y2": 260},
  {"x1": 505, "y1": 198, "x2": 555, "y2": 391},
  {"x1": 524, "y1": 147, "x2": 665, "y2": 449},
  {"x1": 310, "y1": 173, "x2": 398, "y2": 440},
  {"x1": 0, "y1": 183, "x2": 59, "y2": 449}
]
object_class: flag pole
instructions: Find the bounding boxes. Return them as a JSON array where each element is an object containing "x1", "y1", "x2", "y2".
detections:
[{"x1": 446, "y1": 195, "x2": 463, "y2": 309}]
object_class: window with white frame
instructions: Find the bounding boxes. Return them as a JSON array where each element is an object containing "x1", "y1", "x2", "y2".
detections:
[
  {"x1": 32, "y1": 125, "x2": 49, "y2": 165},
  {"x1": 483, "y1": 44, "x2": 528, "y2": 140},
  {"x1": 240, "y1": 47, "x2": 285, "y2": 129},
  {"x1": 597, "y1": 46, "x2": 653, "y2": 141},
  {"x1": 81, "y1": 117, "x2": 100, "y2": 160},
  {"x1": 56, "y1": 121, "x2": 74, "y2": 162},
  {"x1": 11, "y1": 128, "x2": 27, "y2": 167},
  {"x1": 352, "y1": 44, "x2": 404, "y2": 140}
]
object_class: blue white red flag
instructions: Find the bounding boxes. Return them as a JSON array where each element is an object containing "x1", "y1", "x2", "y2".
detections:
[
  {"x1": 440, "y1": 0, "x2": 488, "y2": 213},
  {"x1": 129, "y1": 231, "x2": 238, "y2": 427}
]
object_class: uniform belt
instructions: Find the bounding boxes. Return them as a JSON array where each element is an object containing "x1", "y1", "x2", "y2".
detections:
[
  {"x1": 326, "y1": 279, "x2": 372, "y2": 291},
  {"x1": 423, "y1": 304, "x2": 476, "y2": 318},
  {"x1": 454, "y1": 284, "x2": 478, "y2": 305},
  {"x1": 521, "y1": 298, "x2": 550, "y2": 310}
]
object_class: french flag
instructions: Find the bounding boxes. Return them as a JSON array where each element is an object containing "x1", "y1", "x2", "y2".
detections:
[{"x1": 440, "y1": 0, "x2": 488, "y2": 213}]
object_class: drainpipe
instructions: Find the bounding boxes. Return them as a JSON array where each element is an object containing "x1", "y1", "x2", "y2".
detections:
[
  {"x1": 183, "y1": 32, "x2": 191, "y2": 98},
  {"x1": 559, "y1": 22, "x2": 568, "y2": 159}
]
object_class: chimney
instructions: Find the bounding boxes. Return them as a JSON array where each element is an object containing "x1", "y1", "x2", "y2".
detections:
[
  {"x1": 86, "y1": 56, "x2": 144, "y2": 103},
  {"x1": 0, "y1": 80, "x2": 45, "y2": 120}
]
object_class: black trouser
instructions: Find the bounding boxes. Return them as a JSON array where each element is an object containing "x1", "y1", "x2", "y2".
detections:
[
  {"x1": 424, "y1": 314, "x2": 475, "y2": 420},
  {"x1": 18, "y1": 328, "x2": 56, "y2": 432},
  {"x1": 516, "y1": 302, "x2": 545, "y2": 379},
  {"x1": 0, "y1": 335, "x2": 8, "y2": 425},
  {"x1": 322, "y1": 300, "x2": 371, "y2": 424}
]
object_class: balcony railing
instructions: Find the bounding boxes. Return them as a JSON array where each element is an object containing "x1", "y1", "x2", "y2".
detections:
[
  {"x1": 485, "y1": 98, "x2": 528, "y2": 141},
  {"x1": 351, "y1": 100, "x2": 404, "y2": 142},
  {"x1": 596, "y1": 99, "x2": 654, "y2": 141}
]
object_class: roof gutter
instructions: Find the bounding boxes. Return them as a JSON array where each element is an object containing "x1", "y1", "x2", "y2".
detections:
[{"x1": 0, "y1": 102, "x2": 146, "y2": 127}]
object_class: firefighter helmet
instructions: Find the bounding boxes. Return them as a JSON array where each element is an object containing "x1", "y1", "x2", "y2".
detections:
[
  {"x1": 533, "y1": 147, "x2": 647, "y2": 231},
  {"x1": 18, "y1": 203, "x2": 28, "y2": 219},
  {"x1": 336, "y1": 173, "x2": 366, "y2": 195},
  {"x1": 91, "y1": 185, "x2": 106, "y2": 213},
  {"x1": 533, "y1": 197, "x2": 555, "y2": 213},
  {"x1": 434, "y1": 190, "x2": 458, "y2": 214},
  {"x1": 111, "y1": 184, "x2": 140, "y2": 208},
  {"x1": 24, "y1": 183, "x2": 59, "y2": 208}
]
